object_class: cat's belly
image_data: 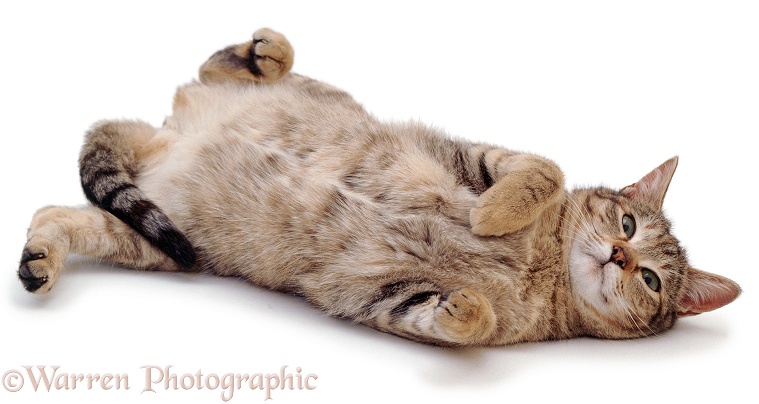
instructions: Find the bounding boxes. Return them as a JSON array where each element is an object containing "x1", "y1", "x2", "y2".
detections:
[
  {"x1": 136, "y1": 125, "x2": 493, "y2": 289},
  {"x1": 133, "y1": 121, "x2": 548, "y2": 345}
]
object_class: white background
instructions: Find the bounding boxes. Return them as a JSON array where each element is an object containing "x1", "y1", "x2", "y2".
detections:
[{"x1": 1, "y1": 1, "x2": 757, "y2": 403}]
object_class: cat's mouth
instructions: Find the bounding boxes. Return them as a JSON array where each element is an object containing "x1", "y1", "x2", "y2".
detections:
[
  {"x1": 601, "y1": 261, "x2": 619, "y2": 272},
  {"x1": 569, "y1": 246, "x2": 598, "y2": 278},
  {"x1": 568, "y1": 239, "x2": 620, "y2": 307},
  {"x1": 581, "y1": 244, "x2": 612, "y2": 274}
]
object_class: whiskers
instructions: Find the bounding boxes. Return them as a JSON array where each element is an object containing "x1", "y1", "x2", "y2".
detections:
[
  {"x1": 618, "y1": 296, "x2": 659, "y2": 338},
  {"x1": 561, "y1": 195, "x2": 606, "y2": 257},
  {"x1": 562, "y1": 195, "x2": 659, "y2": 339},
  {"x1": 562, "y1": 195, "x2": 598, "y2": 240}
]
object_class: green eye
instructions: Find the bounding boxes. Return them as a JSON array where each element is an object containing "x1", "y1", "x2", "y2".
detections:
[
  {"x1": 641, "y1": 268, "x2": 661, "y2": 292},
  {"x1": 622, "y1": 214, "x2": 636, "y2": 239}
]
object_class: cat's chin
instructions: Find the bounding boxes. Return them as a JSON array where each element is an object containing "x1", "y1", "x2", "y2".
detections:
[
  {"x1": 600, "y1": 261, "x2": 621, "y2": 273},
  {"x1": 568, "y1": 242, "x2": 605, "y2": 279},
  {"x1": 568, "y1": 244, "x2": 614, "y2": 310}
]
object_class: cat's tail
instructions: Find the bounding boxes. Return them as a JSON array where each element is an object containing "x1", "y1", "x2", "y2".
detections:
[{"x1": 78, "y1": 120, "x2": 197, "y2": 269}]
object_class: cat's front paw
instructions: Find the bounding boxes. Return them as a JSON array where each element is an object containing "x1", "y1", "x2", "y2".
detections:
[
  {"x1": 470, "y1": 162, "x2": 564, "y2": 236},
  {"x1": 470, "y1": 184, "x2": 535, "y2": 236},
  {"x1": 18, "y1": 241, "x2": 64, "y2": 294},
  {"x1": 435, "y1": 288, "x2": 496, "y2": 345},
  {"x1": 470, "y1": 202, "x2": 525, "y2": 237}
]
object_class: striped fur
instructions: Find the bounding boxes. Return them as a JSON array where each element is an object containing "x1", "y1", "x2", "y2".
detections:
[
  {"x1": 18, "y1": 28, "x2": 740, "y2": 346},
  {"x1": 79, "y1": 120, "x2": 196, "y2": 269}
]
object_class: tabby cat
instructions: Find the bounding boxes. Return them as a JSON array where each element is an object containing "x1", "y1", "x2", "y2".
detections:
[{"x1": 18, "y1": 28, "x2": 740, "y2": 346}]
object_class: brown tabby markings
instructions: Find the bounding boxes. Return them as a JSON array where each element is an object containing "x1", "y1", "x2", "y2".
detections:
[{"x1": 18, "y1": 28, "x2": 740, "y2": 346}]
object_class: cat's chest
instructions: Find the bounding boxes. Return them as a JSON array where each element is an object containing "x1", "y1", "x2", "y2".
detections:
[{"x1": 520, "y1": 202, "x2": 570, "y2": 283}]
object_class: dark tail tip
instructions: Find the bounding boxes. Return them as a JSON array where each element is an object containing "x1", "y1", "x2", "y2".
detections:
[
  {"x1": 156, "y1": 227, "x2": 197, "y2": 269},
  {"x1": 85, "y1": 187, "x2": 198, "y2": 270}
]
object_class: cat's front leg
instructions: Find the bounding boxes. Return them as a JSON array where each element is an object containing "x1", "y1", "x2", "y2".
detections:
[
  {"x1": 363, "y1": 284, "x2": 497, "y2": 346},
  {"x1": 433, "y1": 288, "x2": 498, "y2": 344},
  {"x1": 470, "y1": 154, "x2": 564, "y2": 236}
]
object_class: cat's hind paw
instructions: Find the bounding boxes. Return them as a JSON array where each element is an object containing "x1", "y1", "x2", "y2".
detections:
[
  {"x1": 248, "y1": 28, "x2": 294, "y2": 82},
  {"x1": 18, "y1": 242, "x2": 65, "y2": 294},
  {"x1": 199, "y1": 28, "x2": 294, "y2": 85}
]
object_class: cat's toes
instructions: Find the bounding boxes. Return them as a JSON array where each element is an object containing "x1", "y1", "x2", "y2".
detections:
[
  {"x1": 199, "y1": 28, "x2": 294, "y2": 85},
  {"x1": 18, "y1": 244, "x2": 62, "y2": 294},
  {"x1": 248, "y1": 28, "x2": 294, "y2": 82},
  {"x1": 435, "y1": 288, "x2": 496, "y2": 344}
]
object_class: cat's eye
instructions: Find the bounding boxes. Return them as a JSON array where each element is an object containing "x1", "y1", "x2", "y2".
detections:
[
  {"x1": 641, "y1": 268, "x2": 661, "y2": 292},
  {"x1": 622, "y1": 214, "x2": 636, "y2": 239}
]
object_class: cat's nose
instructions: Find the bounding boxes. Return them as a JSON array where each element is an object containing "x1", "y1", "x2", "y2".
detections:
[{"x1": 610, "y1": 245, "x2": 628, "y2": 269}]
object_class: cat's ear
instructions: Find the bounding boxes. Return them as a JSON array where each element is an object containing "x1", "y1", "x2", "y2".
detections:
[
  {"x1": 677, "y1": 268, "x2": 741, "y2": 317},
  {"x1": 620, "y1": 156, "x2": 679, "y2": 209}
]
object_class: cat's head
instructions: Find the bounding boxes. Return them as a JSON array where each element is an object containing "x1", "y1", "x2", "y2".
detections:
[{"x1": 566, "y1": 157, "x2": 740, "y2": 339}]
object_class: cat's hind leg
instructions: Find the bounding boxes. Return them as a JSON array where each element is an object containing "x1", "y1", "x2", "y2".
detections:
[
  {"x1": 80, "y1": 120, "x2": 195, "y2": 268},
  {"x1": 18, "y1": 205, "x2": 182, "y2": 294},
  {"x1": 199, "y1": 28, "x2": 294, "y2": 85}
]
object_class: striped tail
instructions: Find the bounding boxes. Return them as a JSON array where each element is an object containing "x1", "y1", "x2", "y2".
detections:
[{"x1": 79, "y1": 120, "x2": 196, "y2": 269}]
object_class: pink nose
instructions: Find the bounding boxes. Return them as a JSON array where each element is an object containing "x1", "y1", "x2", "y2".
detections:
[{"x1": 610, "y1": 245, "x2": 628, "y2": 269}]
